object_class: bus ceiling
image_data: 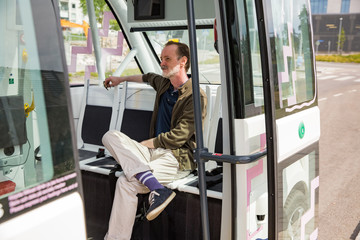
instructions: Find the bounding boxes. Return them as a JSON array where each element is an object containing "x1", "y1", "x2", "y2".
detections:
[{"x1": 125, "y1": 0, "x2": 215, "y2": 32}]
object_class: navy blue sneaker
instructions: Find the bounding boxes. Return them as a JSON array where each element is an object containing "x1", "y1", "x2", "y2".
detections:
[{"x1": 146, "y1": 188, "x2": 176, "y2": 221}]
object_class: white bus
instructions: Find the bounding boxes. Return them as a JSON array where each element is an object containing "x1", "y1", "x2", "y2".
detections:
[{"x1": 0, "y1": 0, "x2": 319, "y2": 239}]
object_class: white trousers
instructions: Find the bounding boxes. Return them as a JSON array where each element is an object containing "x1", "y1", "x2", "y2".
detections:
[{"x1": 102, "y1": 130, "x2": 188, "y2": 240}]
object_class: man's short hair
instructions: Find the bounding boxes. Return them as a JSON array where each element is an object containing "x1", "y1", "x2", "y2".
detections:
[{"x1": 165, "y1": 41, "x2": 190, "y2": 72}]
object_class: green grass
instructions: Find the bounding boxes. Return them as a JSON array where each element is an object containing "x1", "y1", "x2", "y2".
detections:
[
  {"x1": 316, "y1": 54, "x2": 360, "y2": 63},
  {"x1": 69, "y1": 68, "x2": 141, "y2": 80},
  {"x1": 64, "y1": 33, "x2": 86, "y2": 41},
  {"x1": 70, "y1": 71, "x2": 85, "y2": 77},
  {"x1": 120, "y1": 68, "x2": 142, "y2": 76}
]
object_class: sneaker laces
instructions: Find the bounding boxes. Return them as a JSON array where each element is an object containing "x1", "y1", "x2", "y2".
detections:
[{"x1": 149, "y1": 191, "x2": 160, "y2": 206}]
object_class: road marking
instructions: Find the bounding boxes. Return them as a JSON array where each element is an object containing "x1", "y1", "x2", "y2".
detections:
[
  {"x1": 348, "y1": 89, "x2": 357, "y2": 93},
  {"x1": 318, "y1": 75, "x2": 336, "y2": 80},
  {"x1": 334, "y1": 76, "x2": 355, "y2": 81},
  {"x1": 318, "y1": 97, "x2": 327, "y2": 102},
  {"x1": 355, "y1": 79, "x2": 360, "y2": 83},
  {"x1": 333, "y1": 93, "x2": 343, "y2": 97}
]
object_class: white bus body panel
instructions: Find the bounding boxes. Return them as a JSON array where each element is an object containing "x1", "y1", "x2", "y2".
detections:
[
  {"x1": 0, "y1": 192, "x2": 86, "y2": 240},
  {"x1": 276, "y1": 106, "x2": 321, "y2": 163}
]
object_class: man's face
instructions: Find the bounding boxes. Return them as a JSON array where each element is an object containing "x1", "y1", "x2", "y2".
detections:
[{"x1": 160, "y1": 45, "x2": 181, "y2": 79}]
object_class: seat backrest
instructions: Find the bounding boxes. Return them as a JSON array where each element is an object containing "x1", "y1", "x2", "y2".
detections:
[
  {"x1": 203, "y1": 85, "x2": 222, "y2": 171},
  {"x1": 120, "y1": 109, "x2": 153, "y2": 142},
  {"x1": 205, "y1": 85, "x2": 222, "y2": 153},
  {"x1": 81, "y1": 105, "x2": 112, "y2": 146},
  {"x1": 115, "y1": 82, "x2": 156, "y2": 142},
  {"x1": 75, "y1": 80, "x2": 120, "y2": 149},
  {"x1": 214, "y1": 118, "x2": 223, "y2": 154}
]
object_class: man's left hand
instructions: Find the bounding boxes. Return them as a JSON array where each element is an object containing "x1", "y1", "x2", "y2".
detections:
[{"x1": 140, "y1": 138, "x2": 155, "y2": 149}]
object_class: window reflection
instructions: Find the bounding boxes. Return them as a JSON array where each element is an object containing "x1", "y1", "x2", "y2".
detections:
[
  {"x1": 278, "y1": 151, "x2": 318, "y2": 240},
  {"x1": 0, "y1": 0, "x2": 53, "y2": 199},
  {"x1": 270, "y1": 0, "x2": 315, "y2": 110},
  {"x1": 62, "y1": 7, "x2": 141, "y2": 85}
]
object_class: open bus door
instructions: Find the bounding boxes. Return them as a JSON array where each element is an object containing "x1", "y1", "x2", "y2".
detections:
[
  {"x1": 258, "y1": 0, "x2": 320, "y2": 238},
  {"x1": 190, "y1": 0, "x2": 319, "y2": 239},
  {"x1": 0, "y1": 0, "x2": 86, "y2": 239}
]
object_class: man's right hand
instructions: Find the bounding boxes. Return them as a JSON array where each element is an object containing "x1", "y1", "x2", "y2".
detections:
[
  {"x1": 103, "y1": 75, "x2": 144, "y2": 90},
  {"x1": 104, "y1": 76, "x2": 123, "y2": 89}
]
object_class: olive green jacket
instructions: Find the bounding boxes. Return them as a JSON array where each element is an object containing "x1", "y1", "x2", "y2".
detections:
[{"x1": 143, "y1": 73, "x2": 207, "y2": 171}]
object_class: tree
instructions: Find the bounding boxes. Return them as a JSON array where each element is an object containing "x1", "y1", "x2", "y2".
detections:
[
  {"x1": 79, "y1": 0, "x2": 120, "y2": 31},
  {"x1": 337, "y1": 29, "x2": 346, "y2": 55},
  {"x1": 80, "y1": 0, "x2": 107, "y2": 24}
]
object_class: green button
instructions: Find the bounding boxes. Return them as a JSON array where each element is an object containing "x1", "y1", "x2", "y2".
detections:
[
  {"x1": 9, "y1": 78, "x2": 14, "y2": 84},
  {"x1": 298, "y1": 121, "x2": 305, "y2": 139}
]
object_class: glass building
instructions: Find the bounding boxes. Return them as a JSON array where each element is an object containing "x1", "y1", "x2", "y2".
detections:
[{"x1": 310, "y1": 0, "x2": 360, "y2": 52}]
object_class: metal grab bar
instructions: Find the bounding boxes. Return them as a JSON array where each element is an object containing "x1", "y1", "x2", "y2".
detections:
[{"x1": 199, "y1": 148, "x2": 267, "y2": 164}]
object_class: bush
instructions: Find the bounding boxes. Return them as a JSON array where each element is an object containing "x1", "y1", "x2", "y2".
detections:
[{"x1": 316, "y1": 54, "x2": 360, "y2": 63}]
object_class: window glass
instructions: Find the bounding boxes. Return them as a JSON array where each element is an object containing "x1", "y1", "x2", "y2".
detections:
[
  {"x1": 270, "y1": 0, "x2": 315, "y2": 111},
  {"x1": 145, "y1": 29, "x2": 221, "y2": 84},
  {"x1": 229, "y1": 0, "x2": 264, "y2": 118},
  {"x1": 246, "y1": 0, "x2": 264, "y2": 107},
  {"x1": 278, "y1": 150, "x2": 319, "y2": 240},
  {"x1": 340, "y1": 0, "x2": 350, "y2": 14},
  {"x1": 310, "y1": 0, "x2": 328, "y2": 14},
  {"x1": 60, "y1": 2, "x2": 69, "y2": 11},
  {"x1": 62, "y1": 4, "x2": 141, "y2": 85},
  {"x1": 0, "y1": 0, "x2": 55, "y2": 199}
]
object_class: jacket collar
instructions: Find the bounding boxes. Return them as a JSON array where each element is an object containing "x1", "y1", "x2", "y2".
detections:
[{"x1": 178, "y1": 78, "x2": 192, "y2": 96}]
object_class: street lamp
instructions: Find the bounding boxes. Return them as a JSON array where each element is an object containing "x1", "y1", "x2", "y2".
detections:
[{"x1": 337, "y1": 17, "x2": 343, "y2": 54}]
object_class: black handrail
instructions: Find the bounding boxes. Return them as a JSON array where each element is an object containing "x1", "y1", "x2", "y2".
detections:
[
  {"x1": 200, "y1": 149, "x2": 267, "y2": 164},
  {"x1": 185, "y1": 0, "x2": 211, "y2": 240}
]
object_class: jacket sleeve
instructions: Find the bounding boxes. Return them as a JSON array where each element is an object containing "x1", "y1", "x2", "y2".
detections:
[{"x1": 142, "y1": 73, "x2": 165, "y2": 91}]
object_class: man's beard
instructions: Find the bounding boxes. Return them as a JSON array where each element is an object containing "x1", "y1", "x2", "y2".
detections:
[{"x1": 162, "y1": 65, "x2": 180, "y2": 78}]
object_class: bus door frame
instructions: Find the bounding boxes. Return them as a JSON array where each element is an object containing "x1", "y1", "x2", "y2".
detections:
[{"x1": 185, "y1": 0, "x2": 270, "y2": 239}]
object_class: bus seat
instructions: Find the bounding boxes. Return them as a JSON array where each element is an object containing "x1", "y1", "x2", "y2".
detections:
[
  {"x1": 167, "y1": 85, "x2": 223, "y2": 191},
  {"x1": 75, "y1": 79, "x2": 121, "y2": 162},
  {"x1": 79, "y1": 81, "x2": 154, "y2": 175},
  {"x1": 206, "y1": 85, "x2": 221, "y2": 153},
  {"x1": 205, "y1": 85, "x2": 222, "y2": 171}
]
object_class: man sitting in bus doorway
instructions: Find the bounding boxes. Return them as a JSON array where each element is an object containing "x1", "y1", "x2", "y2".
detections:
[{"x1": 102, "y1": 41, "x2": 207, "y2": 240}]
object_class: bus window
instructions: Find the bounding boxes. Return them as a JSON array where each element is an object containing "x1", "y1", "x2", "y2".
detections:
[
  {"x1": 262, "y1": 0, "x2": 319, "y2": 238},
  {"x1": 62, "y1": 5, "x2": 141, "y2": 85},
  {"x1": 245, "y1": 0, "x2": 264, "y2": 108},
  {"x1": 0, "y1": 0, "x2": 55, "y2": 199},
  {"x1": 0, "y1": 0, "x2": 81, "y2": 226},
  {"x1": 145, "y1": 29, "x2": 221, "y2": 84},
  {"x1": 278, "y1": 149, "x2": 318, "y2": 239},
  {"x1": 226, "y1": 0, "x2": 265, "y2": 118},
  {"x1": 269, "y1": 0, "x2": 316, "y2": 113}
]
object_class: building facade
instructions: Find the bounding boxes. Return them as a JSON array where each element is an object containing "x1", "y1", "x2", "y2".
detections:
[
  {"x1": 311, "y1": 0, "x2": 360, "y2": 53},
  {"x1": 59, "y1": 0, "x2": 85, "y2": 24}
]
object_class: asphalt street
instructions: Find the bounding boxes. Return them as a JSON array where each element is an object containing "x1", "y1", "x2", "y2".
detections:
[{"x1": 316, "y1": 61, "x2": 360, "y2": 240}]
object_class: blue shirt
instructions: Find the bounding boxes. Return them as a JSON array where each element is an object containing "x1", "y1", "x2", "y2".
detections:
[{"x1": 155, "y1": 84, "x2": 179, "y2": 136}]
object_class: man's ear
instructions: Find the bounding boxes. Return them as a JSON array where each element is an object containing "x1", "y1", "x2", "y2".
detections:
[{"x1": 180, "y1": 56, "x2": 188, "y2": 68}]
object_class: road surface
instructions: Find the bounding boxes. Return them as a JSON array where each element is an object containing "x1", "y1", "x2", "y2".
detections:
[{"x1": 316, "y1": 61, "x2": 360, "y2": 240}]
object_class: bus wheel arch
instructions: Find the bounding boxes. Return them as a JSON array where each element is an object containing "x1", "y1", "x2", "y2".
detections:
[{"x1": 283, "y1": 188, "x2": 308, "y2": 240}]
